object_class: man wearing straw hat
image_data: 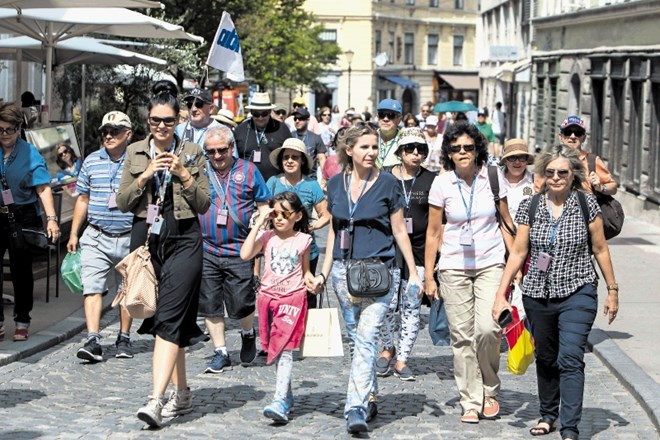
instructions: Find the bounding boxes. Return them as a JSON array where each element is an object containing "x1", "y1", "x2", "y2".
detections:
[{"x1": 234, "y1": 92, "x2": 292, "y2": 182}]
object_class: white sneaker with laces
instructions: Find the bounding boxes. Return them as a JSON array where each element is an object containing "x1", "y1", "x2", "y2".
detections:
[
  {"x1": 136, "y1": 395, "x2": 165, "y2": 428},
  {"x1": 162, "y1": 388, "x2": 193, "y2": 418}
]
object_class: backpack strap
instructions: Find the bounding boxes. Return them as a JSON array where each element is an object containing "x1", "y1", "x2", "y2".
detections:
[
  {"x1": 528, "y1": 193, "x2": 541, "y2": 230},
  {"x1": 488, "y1": 166, "x2": 516, "y2": 237},
  {"x1": 586, "y1": 153, "x2": 597, "y2": 175},
  {"x1": 576, "y1": 191, "x2": 593, "y2": 254}
]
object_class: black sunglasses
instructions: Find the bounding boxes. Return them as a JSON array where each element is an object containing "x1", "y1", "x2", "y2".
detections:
[
  {"x1": 251, "y1": 110, "x2": 270, "y2": 118},
  {"x1": 185, "y1": 99, "x2": 207, "y2": 110},
  {"x1": 100, "y1": 125, "x2": 127, "y2": 138},
  {"x1": 148, "y1": 116, "x2": 177, "y2": 127},
  {"x1": 561, "y1": 127, "x2": 585, "y2": 137},
  {"x1": 274, "y1": 110, "x2": 287, "y2": 116},
  {"x1": 449, "y1": 144, "x2": 476, "y2": 153},
  {"x1": 544, "y1": 168, "x2": 570, "y2": 178},
  {"x1": 402, "y1": 143, "x2": 429, "y2": 156},
  {"x1": 378, "y1": 111, "x2": 399, "y2": 120},
  {"x1": 294, "y1": 117, "x2": 309, "y2": 122},
  {"x1": 205, "y1": 147, "x2": 231, "y2": 157},
  {"x1": 321, "y1": 113, "x2": 330, "y2": 117}
]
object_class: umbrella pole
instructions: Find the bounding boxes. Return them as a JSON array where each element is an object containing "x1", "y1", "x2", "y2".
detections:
[
  {"x1": 45, "y1": 35, "x2": 53, "y2": 124},
  {"x1": 15, "y1": 49, "x2": 23, "y2": 104},
  {"x1": 81, "y1": 64, "x2": 86, "y2": 159}
]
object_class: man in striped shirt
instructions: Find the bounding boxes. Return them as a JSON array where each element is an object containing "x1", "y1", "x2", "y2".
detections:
[
  {"x1": 198, "y1": 125, "x2": 271, "y2": 373},
  {"x1": 67, "y1": 111, "x2": 135, "y2": 363}
]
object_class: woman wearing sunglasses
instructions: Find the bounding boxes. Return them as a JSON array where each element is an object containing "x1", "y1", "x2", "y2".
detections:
[
  {"x1": 266, "y1": 138, "x2": 330, "y2": 308},
  {"x1": 55, "y1": 142, "x2": 81, "y2": 182},
  {"x1": 492, "y1": 145, "x2": 618, "y2": 440},
  {"x1": 375, "y1": 127, "x2": 436, "y2": 382},
  {"x1": 424, "y1": 122, "x2": 515, "y2": 424},
  {"x1": 311, "y1": 124, "x2": 423, "y2": 433},
  {"x1": 117, "y1": 82, "x2": 211, "y2": 428},
  {"x1": 500, "y1": 138, "x2": 535, "y2": 221}
]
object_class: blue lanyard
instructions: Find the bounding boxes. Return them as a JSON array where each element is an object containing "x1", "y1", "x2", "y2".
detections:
[
  {"x1": 107, "y1": 149, "x2": 126, "y2": 192},
  {"x1": 243, "y1": 123, "x2": 266, "y2": 158},
  {"x1": 207, "y1": 162, "x2": 233, "y2": 209},
  {"x1": 0, "y1": 146, "x2": 15, "y2": 182},
  {"x1": 346, "y1": 169, "x2": 373, "y2": 220},
  {"x1": 150, "y1": 140, "x2": 175, "y2": 200},
  {"x1": 455, "y1": 169, "x2": 478, "y2": 225},
  {"x1": 545, "y1": 193, "x2": 563, "y2": 249},
  {"x1": 398, "y1": 165, "x2": 419, "y2": 212},
  {"x1": 378, "y1": 132, "x2": 397, "y2": 164}
]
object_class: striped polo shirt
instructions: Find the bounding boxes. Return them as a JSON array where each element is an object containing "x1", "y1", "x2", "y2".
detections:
[
  {"x1": 76, "y1": 147, "x2": 133, "y2": 234},
  {"x1": 199, "y1": 158, "x2": 271, "y2": 257},
  {"x1": 428, "y1": 166, "x2": 507, "y2": 270}
]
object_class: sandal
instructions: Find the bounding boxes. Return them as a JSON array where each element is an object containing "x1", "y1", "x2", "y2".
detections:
[
  {"x1": 530, "y1": 416, "x2": 557, "y2": 436},
  {"x1": 481, "y1": 396, "x2": 500, "y2": 418},
  {"x1": 460, "y1": 409, "x2": 479, "y2": 424}
]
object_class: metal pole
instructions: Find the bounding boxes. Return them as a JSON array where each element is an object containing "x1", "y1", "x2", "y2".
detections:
[
  {"x1": 81, "y1": 64, "x2": 86, "y2": 158},
  {"x1": 348, "y1": 64, "x2": 352, "y2": 108}
]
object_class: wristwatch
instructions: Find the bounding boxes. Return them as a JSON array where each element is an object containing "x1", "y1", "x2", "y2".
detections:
[
  {"x1": 607, "y1": 283, "x2": 619, "y2": 292},
  {"x1": 46, "y1": 215, "x2": 58, "y2": 222}
]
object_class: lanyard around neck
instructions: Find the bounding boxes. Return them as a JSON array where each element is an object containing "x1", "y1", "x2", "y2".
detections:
[
  {"x1": 150, "y1": 139, "x2": 175, "y2": 201},
  {"x1": 455, "y1": 169, "x2": 478, "y2": 225},
  {"x1": 378, "y1": 131, "x2": 397, "y2": 164},
  {"x1": 398, "y1": 165, "x2": 419, "y2": 211},
  {"x1": 545, "y1": 192, "x2": 566, "y2": 249},
  {"x1": 107, "y1": 149, "x2": 126, "y2": 192},
  {"x1": 346, "y1": 169, "x2": 373, "y2": 219},
  {"x1": 208, "y1": 162, "x2": 233, "y2": 208}
]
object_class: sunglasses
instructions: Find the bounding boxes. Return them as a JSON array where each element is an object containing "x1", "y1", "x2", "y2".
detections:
[
  {"x1": 402, "y1": 143, "x2": 429, "y2": 156},
  {"x1": 321, "y1": 113, "x2": 330, "y2": 117},
  {"x1": 57, "y1": 151, "x2": 70, "y2": 157},
  {"x1": 378, "y1": 111, "x2": 399, "y2": 121},
  {"x1": 205, "y1": 147, "x2": 231, "y2": 157},
  {"x1": 185, "y1": 99, "x2": 207, "y2": 110},
  {"x1": 148, "y1": 116, "x2": 177, "y2": 127},
  {"x1": 100, "y1": 125, "x2": 127, "y2": 138},
  {"x1": 449, "y1": 144, "x2": 476, "y2": 153},
  {"x1": 283, "y1": 153, "x2": 301, "y2": 162},
  {"x1": 269, "y1": 209, "x2": 297, "y2": 220},
  {"x1": 0, "y1": 126, "x2": 19, "y2": 136},
  {"x1": 561, "y1": 127, "x2": 585, "y2": 137},
  {"x1": 251, "y1": 110, "x2": 270, "y2": 118},
  {"x1": 506, "y1": 155, "x2": 528, "y2": 163},
  {"x1": 294, "y1": 117, "x2": 309, "y2": 122},
  {"x1": 274, "y1": 110, "x2": 287, "y2": 116},
  {"x1": 544, "y1": 168, "x2": 570, "y2": 179}
]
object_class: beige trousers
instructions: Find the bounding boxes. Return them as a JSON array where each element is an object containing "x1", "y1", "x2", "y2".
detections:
[{"x1": 439, "y1": 264, "x2": 503, "y2": 413}]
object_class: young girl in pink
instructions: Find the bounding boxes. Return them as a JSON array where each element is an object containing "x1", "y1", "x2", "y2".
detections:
[{"x1": 240, "y1": 191, "x2": 314, "y2": 424}]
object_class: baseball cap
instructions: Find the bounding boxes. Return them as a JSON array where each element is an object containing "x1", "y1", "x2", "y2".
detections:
[
  {"x1": 477, "y1": 108, "x2": 487, "y2": 116},
  {"x1": 377, "y1": 99, "x2": 402, "y2": 114},
  {"x1": 560, "y1": 115, "x2": 586, "y2": 130},
  {"x1": 425, "y1": 115, "x2": 439, "y2": 126},
  {"x1": 183, "y1": 88, "x2": 213, "y2": 104},
  {"x1": 292, "y1": 97, "x2": 306, "y2": 106},
  {"x1": 292, "y1": 108, "x2": 311, "y2": 119},
  {"x1": 99, "y1": 111, "x2": 131, "y2": 129}
]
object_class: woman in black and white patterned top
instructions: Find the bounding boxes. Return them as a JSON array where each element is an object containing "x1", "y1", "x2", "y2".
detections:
[{"x1": 491, "y1": 145, "x2": 618, "y2": 440}]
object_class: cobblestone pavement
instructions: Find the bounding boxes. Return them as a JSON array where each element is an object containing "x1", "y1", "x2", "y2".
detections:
[{"x1": 0, "y1": 301, "x2": 657, "y2": 440}]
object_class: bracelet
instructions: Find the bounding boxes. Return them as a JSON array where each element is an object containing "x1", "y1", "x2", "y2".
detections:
[
  {"x1": 181, "y1": 174, "x2": 193, "y2": 184},
  {"x1": 318, "y1": 273, "x2": 327, "y2": 283},
  {"x1": 607, "y1": 283, "x2": 619, "y2": 292},
  {"x1": 47, "y1": 215, "x2": 58, "y2": 222}
]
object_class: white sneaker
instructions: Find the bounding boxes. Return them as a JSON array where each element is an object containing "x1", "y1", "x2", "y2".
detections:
[
  {"x1": 162, "y1": 388, "x2": 193, "y2": 418},
  {"x1": 136, "y1": 395, "x2": 165, "y2": 428}
]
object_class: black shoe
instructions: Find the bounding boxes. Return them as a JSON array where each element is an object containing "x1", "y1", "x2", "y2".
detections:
[
  {"x1": 240, "y1": 330, "x2": 257, "y2": 365},
  {"x1": 365, "y1": 401, "x2": 378, "y2": 423},
  {"x1": 77, "y1": 338, "x2": 103, "y2": 363},
  {"x1": 115, "y1": 335, "x2": 134, "y2": 359},
  {"x1": 346, "y1": 409, "x2": 368, "y2": 433}
]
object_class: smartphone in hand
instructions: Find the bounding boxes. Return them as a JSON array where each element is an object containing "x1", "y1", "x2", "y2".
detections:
[{"x1": 498, "y1": 309, "x2": 513, "y2": 328}]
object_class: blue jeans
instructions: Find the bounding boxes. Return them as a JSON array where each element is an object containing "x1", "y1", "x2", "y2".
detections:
[
  {"x1": 523, "y1": 284, "x2": 598, "y2": 440},
  {"x1": 331, "y1": 260, "x2": 400, "y2": 417}
]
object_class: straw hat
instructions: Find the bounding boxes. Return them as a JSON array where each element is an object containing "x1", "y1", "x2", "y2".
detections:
[
  {"x1": 211, "y1": 108, "x2": 237, "y2": 128},
  {"x1": 499, "y1": 138, "x2": 534, "y2": 166},
  {"x1": 245, "y1": 92, "x2": 276, "y2": 110},
  {"x1": 269, "y1": 138, "x2": 314, "y2": 171}
]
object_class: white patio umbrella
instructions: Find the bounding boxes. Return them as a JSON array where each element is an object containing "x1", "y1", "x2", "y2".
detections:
[
  {"x1": 0, "y1": 1, "x2": 163, "y2": 8},
  {"x1": 0, "y1": 7, "x2": 203, "y2": 112}
]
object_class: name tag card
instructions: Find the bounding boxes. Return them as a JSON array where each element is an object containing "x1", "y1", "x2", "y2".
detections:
[
  {"x1": 217, "y1": 209, "x2": 228, "y2": 226},
  {"x1": 405, "y1": 217, "x2": 413, "y2": 234},
  {"x1": 537, "y1": 252, "x2": 552, "y2": 272},
  {"x1": 151, "y1": 216, "x2": 164, "y2": 235},
  {"x1": 146, "y1": 204, "x2": 160, "y2": 224},
  {"x1": 253, "y1": 150, "x2": 262, "y2": 163},
  {"x1": 459, "y1": 226, "x2": 474, "y2": 246},
  {"x1": 340, "y1": 229, "x2": 350, "y2": 250},
  {"x1": 108, "y1": 193, "x2": 117, "y2": 209},
  {"x1": 2, "y1": 189, "x2": 14, "y2": 205}
]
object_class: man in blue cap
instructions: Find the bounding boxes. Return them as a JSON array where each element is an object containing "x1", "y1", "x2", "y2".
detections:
[{"x1": 375, "y1": 98, "x2": 403, "y2": 168}]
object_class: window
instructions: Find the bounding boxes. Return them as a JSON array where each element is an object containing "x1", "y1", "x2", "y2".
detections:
[
  {"x1": 404, "y1": 32, "x2": 415, "y2": 65},
  {"x1": 388, "y1": 31, "x2": 395, "y2": 63},
  {"x1": 319, "y1": 29, "x2": 337, "y2": 42},
  {"x1": 430, "y1": 0, "x2": 439, "y2": 6},
  {"x1": 375, "y1": 30, "x2": 381, "y2": 54},
  {"x1": 455, "y1": 0, "x2": 464, "y2": 9},
  {"x1": 406, "y1": 0, "x2": 415, "y2": 4},
  {"x1": 453, "y1": 35, "x2": 464, "y2": 66},
  {"x1": 427, "y1": 34, "x2": 439, "y2": 65}
]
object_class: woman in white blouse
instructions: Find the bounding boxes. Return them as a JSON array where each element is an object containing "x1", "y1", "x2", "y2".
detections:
[{"x1": 500, "y1": 138, "x2": 535, "y2": 220}]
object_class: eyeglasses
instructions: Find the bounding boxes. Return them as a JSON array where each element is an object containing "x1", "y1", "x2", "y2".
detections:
[
  {"x1": 269, "y1": 209, "x2": 296, "y2": 220},
  {"x1": 100, "y1": 125, "x2": 127, "y2": 138},
  {"x1": 449, "y1": 144, "x2": 476, "y2": 153},
  {"x1": 378, "y1": 111, "x2": 399, "y2": 121},
  {"x1": 205, "y1": 147, "x2": 231, "y2": 157},
  {"x1": 321, "y1": 113, "x2": 330, "y2": 117},
  {"x1": 561, "y1": 127, "x2": 585, "y2": 137},
  {"x1": 293, "y1": 117, "x2": 309, "y2": 122},
  {"x1": 506, "y1": 155, "x2": 528, "y2": 163},
  {"x1": 283, "y1": 154, "x2": 301, "y2": 162},
  {"x1": 0, "y1": 126, "x2": 19, "y2": 136},
  {"x1": 57, "y1": 151, "x2": 70, "y2": 157},
  {"x1": 544, "y1": 168, "x2": 570, "y2": 179},
  {"x1": 274, "y1": 110, "x2": 287, "y2": 116},
  {"x1": 185, "y1": 99, "x2": 207, "y2": 110},
  {"x1": 148, "y1": 116, "x2": 177, "y2": 127},
  {"x1": 251, "y1": 110, "x2": 270, "y2": 118},
  {"x1": 402, "y1": 143, "x2": 429, "y2": 156}
]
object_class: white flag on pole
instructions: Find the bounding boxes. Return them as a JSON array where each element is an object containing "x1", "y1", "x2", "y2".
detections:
[{"x1": 206, "y1": 11, "x2": 245, "y2": 82}]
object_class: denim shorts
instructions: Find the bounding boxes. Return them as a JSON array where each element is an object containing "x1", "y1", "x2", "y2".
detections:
[
  {"x1": 79, "y1": 226, "x2": 131, "y2": 296},
  {"x1": 198, "y1": 252, "x2": 255, "y2": 319}
]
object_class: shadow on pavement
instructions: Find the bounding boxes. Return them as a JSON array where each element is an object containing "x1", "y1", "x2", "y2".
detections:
[
  {"x1": 0, "y1": 388, "x2": 46, "y2": 409},
  {"x1": 581, "y1": 406, "x2": 630, "y2": 437}
]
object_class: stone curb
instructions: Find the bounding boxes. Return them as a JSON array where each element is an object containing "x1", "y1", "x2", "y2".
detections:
[
  {"x1": 588, "y1": 326, "x2": 660, "y2": 431},
  {"x1": 0, "y1": 295, "x2": 114, "y2": 368}
]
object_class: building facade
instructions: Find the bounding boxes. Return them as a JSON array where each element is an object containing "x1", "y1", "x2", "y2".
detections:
[
  {"x1": 529, "y1": 0, "x2": 660, "y2": 224},
  {"x1": 303, "y1": 0, "x2": 480, "y2": 115}
]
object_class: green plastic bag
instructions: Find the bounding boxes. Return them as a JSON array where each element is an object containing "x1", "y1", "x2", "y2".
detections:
[{"x1": 61, "y1": 249, "x2": 83, "y2": 294}]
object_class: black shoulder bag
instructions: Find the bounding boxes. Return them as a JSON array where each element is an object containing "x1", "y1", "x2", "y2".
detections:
[{"x1": 586, "y1": 154, "x2": 624, "y2": 240}]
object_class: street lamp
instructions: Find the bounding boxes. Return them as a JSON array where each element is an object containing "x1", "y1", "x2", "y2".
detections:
[{"x1": 345, "y1": 49, "x2": 354, "y2": 108}]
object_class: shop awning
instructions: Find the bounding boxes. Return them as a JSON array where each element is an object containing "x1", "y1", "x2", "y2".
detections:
[
  {"x1": 437, "y1": 73, "x2": 480, "y2": 90},
  {"x1": 380, "y1": 75, "x2": 419, "y2": 89}
]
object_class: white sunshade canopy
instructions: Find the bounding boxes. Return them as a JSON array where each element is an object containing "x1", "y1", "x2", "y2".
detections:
[{"x1": 0, "y1": 1, "x2": 163, "y2": 8}]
